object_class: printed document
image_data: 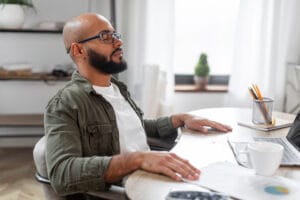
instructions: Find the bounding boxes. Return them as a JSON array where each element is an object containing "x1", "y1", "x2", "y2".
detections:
[{"x1": 184, "y1": 162, "x2": 300, "y2": 200}]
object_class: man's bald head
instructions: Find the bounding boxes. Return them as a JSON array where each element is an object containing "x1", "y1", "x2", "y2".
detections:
[{"x1": 62, "y1": 13, "x2": 113, "y2": 53}]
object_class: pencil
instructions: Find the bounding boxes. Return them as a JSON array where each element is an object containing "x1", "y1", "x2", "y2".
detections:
[
  {"x1": 249, "y1": 84, "x2": 272, "y2": 124},
  {"x1": 254, "y1": 84, "x2": 272, "y2": 124},
  {"x1": 253, "y1": 84, "x2": 263, "y2": 100},
  {"x1": 248, "y1": 86, "x2": 258, "y2": 99}
]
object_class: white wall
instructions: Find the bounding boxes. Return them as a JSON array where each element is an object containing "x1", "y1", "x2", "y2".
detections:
[
  {"x1": 0, "y1": 0, "x2": 230, "y2": 115},
  {"x1": 171, "y1": 92, "x2": 230, "y2": 114},
  {"x1": 0, "y1": 0, "x2": 110, "y2": 114},
  {"x1": 0, "y1": 0, "x2": 111, "y2": 146},
  {"x1": 2, "y1": 0, "x2": 297, "y2": 115},
  {"x1": 171, "y1": 0, "x2": 300, "y2": 115}
]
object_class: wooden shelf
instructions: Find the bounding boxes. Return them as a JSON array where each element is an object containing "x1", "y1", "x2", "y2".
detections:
[
  {"x1": 0, "y1": 114, "x2": 43, "y2": 126},
  {"x1": 0, "y1": 114, "x2": 44, "y2": 138},
  {"x1": 175, "y1": 84, "x2": 228, "y2": 93},
  {"x1": 0, "y1": 28, "x2": 62, "y2": 34},
  {"x1": 0, "y1": 73, "x2": 71, "y2": 81}
]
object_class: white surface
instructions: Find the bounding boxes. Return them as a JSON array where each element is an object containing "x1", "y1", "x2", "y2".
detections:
[
  {"x1": 237, "y1": 118, "x2": 293, "y2": 131},
  {"x1": 239, "y1": 142, "x2": 283, "y2": 176},
  {"x1": 139, "y1": 65, "x2": 169, "y2": 118},
  {"x1": 0, "y1": 81, "x2": 66, "y2": 113},
  {"x1": 125, "y1": 170, "x2": 210, "y2": 200},
  {"x1": 174, "y1": 0, "x2": 239, "y2": 75},
  {"x1": 125, "y1": 108, "x2": 300, "y2": 200},
  {"x1": 116, "y1": 0, "x2": 175, "y2": 117},
  {"x1": 188, "y1": 161, "x2": 300, "y2": 200},
  {"x1": 0, "y1": 5, "x2": 25, "y2": 29},
  {"x1": 171, "y1": 92, "x2": 228, "y2": 114},
  {"x1": 0, "y1": 0, "x2": 109, "y2": 114},
  {"x1": 228, "y1": 0, "x2": 300, "y2": 111}
]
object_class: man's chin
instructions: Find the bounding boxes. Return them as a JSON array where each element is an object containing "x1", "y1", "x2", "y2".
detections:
[{"x1": 92, "y1": 60, "x2": 127, "y2": 74}]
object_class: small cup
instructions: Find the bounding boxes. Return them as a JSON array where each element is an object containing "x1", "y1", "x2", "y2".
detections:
[
  {"x1": 236, "y1": 142, "x2": 283, "y2": 176},
  {"x1": 252, "y1": 98, "x2": 273, "y2": 124}
]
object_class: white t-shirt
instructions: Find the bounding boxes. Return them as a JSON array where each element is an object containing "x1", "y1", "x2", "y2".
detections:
[{"x1": 93, "y1": 83, "x2": 150, "y2": 153}]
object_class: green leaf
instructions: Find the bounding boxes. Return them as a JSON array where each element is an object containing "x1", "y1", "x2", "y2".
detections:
[
  {"x1": 194, "y1": 53, "x2": 210, "y2": 77},
  {"x1": 0, "y1": 0, "x2": 34, "y2": 8}
]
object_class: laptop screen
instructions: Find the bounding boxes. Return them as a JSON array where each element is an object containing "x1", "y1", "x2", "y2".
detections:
[{"x1": 287, "y1": 111, "x2": 300, "y2": 151}]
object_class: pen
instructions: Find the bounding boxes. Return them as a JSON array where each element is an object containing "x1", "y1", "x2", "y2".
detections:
[
  {"x1": 253, "y1": 84, "x2": 272, "y2": 124},
  {"x1": 249, "y1": 85, "x2": 272, "y2": 124}
]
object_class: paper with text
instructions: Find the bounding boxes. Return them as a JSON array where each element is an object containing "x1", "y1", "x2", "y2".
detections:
[{"x1": 183, "y1": 162, "x2": 300, "y2": 200}]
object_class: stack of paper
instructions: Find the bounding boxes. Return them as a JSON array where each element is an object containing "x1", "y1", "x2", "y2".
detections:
[{"x1": 184, "y1": 162, "x2": 300, "y2": 200}]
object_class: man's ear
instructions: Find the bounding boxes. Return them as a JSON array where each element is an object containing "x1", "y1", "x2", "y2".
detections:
[{"x1": 71, "y1": 43, "x2": 86, "y2": 57}]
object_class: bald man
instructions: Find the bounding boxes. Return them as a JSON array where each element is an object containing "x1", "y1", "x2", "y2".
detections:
[{"x1": 44, "y1": 13, "x2": 232, "y2": 199}]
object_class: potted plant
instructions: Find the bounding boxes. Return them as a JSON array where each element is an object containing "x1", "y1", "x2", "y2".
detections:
[
  {"x1": 194, "y1": 53, "x2": 210, "y2": 89},
  {"x1": 0, "y1": 0, "x2": 34, "y2": 29}
]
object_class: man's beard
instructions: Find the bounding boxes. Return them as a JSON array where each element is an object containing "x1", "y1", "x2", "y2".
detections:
[{"x1": 87, "y1": 48, "x2": 127, "y2": 74}]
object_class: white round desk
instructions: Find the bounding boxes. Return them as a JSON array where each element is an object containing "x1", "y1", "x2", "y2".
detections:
[{"x1": 125, "y1": 107, "x2": 300, "y2": 200}]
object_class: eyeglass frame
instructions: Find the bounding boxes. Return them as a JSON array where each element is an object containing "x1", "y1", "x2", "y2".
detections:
[{"x1": 66, "y1": 30, "x2": 122, "y2": 54}]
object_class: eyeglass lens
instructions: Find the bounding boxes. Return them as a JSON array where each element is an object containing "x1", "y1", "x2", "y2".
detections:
[{"x1": 100, "y1": 32, "x2": 121, "y2": 44}]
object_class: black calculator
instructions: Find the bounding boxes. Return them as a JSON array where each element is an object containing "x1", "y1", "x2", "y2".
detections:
[{"x1": 165, "y1": 190, "x2": 229, "y2": 200}]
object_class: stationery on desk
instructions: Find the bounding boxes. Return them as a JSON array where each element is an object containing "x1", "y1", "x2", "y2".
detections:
[
  {"x1": 232, "y1": 85, "x2": 300, "y2": 166},
  {"x1": 248, "y1": 84, "x2": 272, "y2": 124},
  {"x1": 237, "y1": 119, "x2": 292, "y2": 131},
  {"x1": 238, "y1": 84, "x2": 292, "y2": 131}
]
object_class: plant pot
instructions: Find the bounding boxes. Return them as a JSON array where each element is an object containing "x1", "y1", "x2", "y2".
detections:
[
  {"x1": 194, "y1": 76, "x2": 209, "y2": 90},
  {"x1": 0, "y1": 4, "x2": 25, "y2": 29}
]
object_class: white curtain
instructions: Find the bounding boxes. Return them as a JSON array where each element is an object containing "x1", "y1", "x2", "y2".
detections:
[
  {"x1": 116, "y1": 0, "x2": 175, "y2": 118},
  {"x1": 227, "y1": 0, "x2": 300, "y2": 111}
]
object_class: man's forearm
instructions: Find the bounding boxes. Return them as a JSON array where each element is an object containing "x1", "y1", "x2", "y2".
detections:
[{"x1": 104, "y1": 152, "x2": 143, "y2": 183}]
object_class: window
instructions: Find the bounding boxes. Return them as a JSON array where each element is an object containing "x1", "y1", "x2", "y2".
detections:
[{"x1": 174, "y1": 0, "x2": 240, "y2": 75}]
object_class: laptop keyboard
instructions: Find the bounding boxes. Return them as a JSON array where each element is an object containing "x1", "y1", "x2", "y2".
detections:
[{"x1": 254, "y1": 137, "x2": 299, "y2": 163}]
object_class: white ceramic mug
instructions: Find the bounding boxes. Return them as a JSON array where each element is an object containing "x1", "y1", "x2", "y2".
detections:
[{"x1": 236, "y1": 142, "x2": 283, "y2": 176}]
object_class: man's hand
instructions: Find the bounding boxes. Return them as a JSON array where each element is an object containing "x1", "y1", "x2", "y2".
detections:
[
  {"x1": 183, "y1": 116, "x2": 232, "y2": 133},
  {"x1": 172, "y1": 113, "x2": 232, "y2": 133},
  {"x1": 104, "y1": 151, "x2": 200, "y2": 183},
  {"x1": 139, "y1": 151, "x2": 200, "y2": 181}
]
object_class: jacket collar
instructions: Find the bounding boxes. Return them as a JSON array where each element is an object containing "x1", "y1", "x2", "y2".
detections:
[{"x1": 71, "y1": 71, "x2": 128, "y2": 96}]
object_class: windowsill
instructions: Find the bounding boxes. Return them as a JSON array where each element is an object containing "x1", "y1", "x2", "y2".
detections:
[{"x1": 175, "y1": 84, "x2": 228, "y2": 93}]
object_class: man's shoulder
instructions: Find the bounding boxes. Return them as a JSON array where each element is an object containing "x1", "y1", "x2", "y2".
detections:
[{"x1": 47, "y1": 81, "x2": 88, "y2": 107}]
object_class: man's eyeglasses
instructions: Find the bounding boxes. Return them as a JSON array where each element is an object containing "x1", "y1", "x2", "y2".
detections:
[{"x1": 67, "y1": 31, "x2": 121, "y2": 53}]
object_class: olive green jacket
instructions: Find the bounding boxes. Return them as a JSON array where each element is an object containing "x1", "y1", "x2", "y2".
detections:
[{"x1": 44, "y1": 71, "x2": 176, "y2": 197}]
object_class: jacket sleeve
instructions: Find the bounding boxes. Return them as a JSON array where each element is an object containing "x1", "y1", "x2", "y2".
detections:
[
  {"x1": 143, "y1": 116, "x2": 177, "y2": 138},
  {"x1": 45, "y1": 97, "x2": 112, "y2": 196}
]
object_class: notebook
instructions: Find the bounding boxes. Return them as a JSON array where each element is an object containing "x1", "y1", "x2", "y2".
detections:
[
  {"x1": 229, "y1": 113, "x2": 300, "y2": 166},
  {"x1": 237, "y1": 118, "x2": 292, "y2": 131}
]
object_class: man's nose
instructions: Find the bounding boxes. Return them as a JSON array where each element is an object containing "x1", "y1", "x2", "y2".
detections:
[{"x1": 113, "y1": 37, "x2": 123, "y2": 48}]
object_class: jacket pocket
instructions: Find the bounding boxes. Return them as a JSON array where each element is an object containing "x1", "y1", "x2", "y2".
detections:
[{"x1": 86, "y1": 124, "x2": 113, "y2": 155}]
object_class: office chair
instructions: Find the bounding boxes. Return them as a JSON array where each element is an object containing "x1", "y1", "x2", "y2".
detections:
[
  {"x1": 33, "y1": 131, "x2": 178, "y2": 200},
  {"x1": 33, "y1": 136, "x2": 127, "y2": 200}
]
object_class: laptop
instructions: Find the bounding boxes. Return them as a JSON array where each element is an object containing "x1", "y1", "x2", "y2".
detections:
[{"x1": 228, "y1": 112, "x2": 300, "y2": 166}]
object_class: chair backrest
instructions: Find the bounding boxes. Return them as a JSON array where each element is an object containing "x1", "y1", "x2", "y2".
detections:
[
  {"x1": 33, "y1": 136, "x2": 127, "y2": 200},
  {"x1": 33, "y1": 136, "x2": 63, "y2": 200}
]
